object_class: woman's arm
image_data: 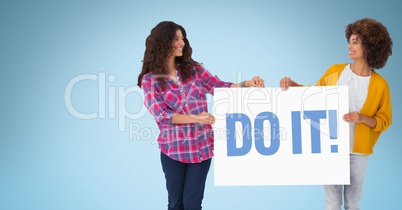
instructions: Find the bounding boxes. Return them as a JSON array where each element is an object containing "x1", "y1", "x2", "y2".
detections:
[
  {"x1": 171, "y1": 112, "x2": 215, "y2": 124},
  {"x1": 230, "y1": 76, "x2": 265, "y2": 88},
  {"x1": 343, "y1": 111, "x2": 377, "y2": 128}
]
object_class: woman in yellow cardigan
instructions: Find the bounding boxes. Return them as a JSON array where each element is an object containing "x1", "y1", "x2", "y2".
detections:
[{"x1": 279, "y1": 18, "x2": 393, "y2": 210}]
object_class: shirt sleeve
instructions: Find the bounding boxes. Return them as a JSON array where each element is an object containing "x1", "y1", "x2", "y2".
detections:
[
  {"x1": 142, "y1": 74, "x2": 174, "y2": 126},
  {"x1": 373, "y1": 79, "x2": 392, "y2": 132},
  {"x1": 198, "y1": 65, "x2": 232, "y2": 95}
]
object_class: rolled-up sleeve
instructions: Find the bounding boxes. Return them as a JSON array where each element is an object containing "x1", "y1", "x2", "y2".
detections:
[
  {"x1": 142, "y1": 74, "x2": 174, "y2": 126},
  {"x1": 199, "y1": 66, "x2": 232, "y2": 95},
  {"x1": 373, "y1": 80, "x2": 392, "y2": 132}
]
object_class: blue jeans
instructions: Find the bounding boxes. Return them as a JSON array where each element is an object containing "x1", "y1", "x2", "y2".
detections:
[
  {"x1": 324, "y1": 154, "x2": 369, "y2": 210},
  {"x1": 161, "y1": 152, "x2": 212, "y2": 210}
]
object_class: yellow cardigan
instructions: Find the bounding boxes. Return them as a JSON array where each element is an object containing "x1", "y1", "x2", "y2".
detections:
[{"x1": 314, "y1": 63, "x2": 392, "y2": 154}]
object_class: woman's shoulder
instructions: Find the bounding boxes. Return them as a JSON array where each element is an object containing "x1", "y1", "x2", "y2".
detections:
[
  {"x1": 322, "y1": 63, "x2": 349, "y2": 76},
  {"x1": 140, "y1": 73, "x2": 153, "y2": 84},
  {"x1": 328, "y1": 63, "x2": 349, "y2": 71},
  {"x1": 371, "y1": 71, "x2": 389, "y2": 87},
  {"x1": 141, "y1": 72, "x2": 165, "y2": 89},
  {"x1": 188, "y1": 63, "x2": 208, "y2": 76},
  {"x1": 192, "y1": 62, "x2": 204, "y2": 71}
]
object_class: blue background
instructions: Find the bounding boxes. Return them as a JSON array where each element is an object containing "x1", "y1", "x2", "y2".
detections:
[{"x1": 1, "y1": 0, "x2": 401, "y2": 209}]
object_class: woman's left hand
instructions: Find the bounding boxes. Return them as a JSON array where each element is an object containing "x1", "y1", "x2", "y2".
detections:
[
  {"x1": 343, "y1": 111, "x2": 361, "y2": 123},
  {"x1": 246, "y1": 76, "x2": 265, "y2": 88}
]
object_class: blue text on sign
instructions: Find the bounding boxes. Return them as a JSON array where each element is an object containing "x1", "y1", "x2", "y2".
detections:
[{"x1": 226, "y1": 110, "x2": 338, "y2": 156}]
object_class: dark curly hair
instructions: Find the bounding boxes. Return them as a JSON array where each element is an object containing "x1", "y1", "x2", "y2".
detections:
[
  {"x1": 137, "y1": 21, "x2": 199, "y2": 89},
  {"x1": 345, "y1": 18, "x2": 393, "y2": 69}
]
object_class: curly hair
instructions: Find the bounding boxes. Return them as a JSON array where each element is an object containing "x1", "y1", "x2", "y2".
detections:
[
  {"x1": 345, "y1": 18, "x2": 393, "y2": 69},
  {"x1": 137, "y1": 21, "x2": 199, "y2": 89}
]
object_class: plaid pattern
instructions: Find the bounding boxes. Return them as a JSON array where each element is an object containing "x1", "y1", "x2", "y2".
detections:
[{"x1": 142, "y1": 65, "x2": 232, "y2": 163}]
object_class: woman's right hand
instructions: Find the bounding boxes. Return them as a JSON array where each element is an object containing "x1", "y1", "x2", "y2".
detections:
[
  {"x1": 279, "y1": 77, "x2": 298, "y2": 91},
  {"x1": 195, "y1": 112, "x2": 215, "y2": 124}
]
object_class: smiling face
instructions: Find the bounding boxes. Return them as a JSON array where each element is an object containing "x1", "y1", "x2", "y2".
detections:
[
  {"x1": 348, "y1": 34, "x2": 365, "y2": 61},
  {"x1": 171, "y1": 29, "x2": 185, "y2": 58}
]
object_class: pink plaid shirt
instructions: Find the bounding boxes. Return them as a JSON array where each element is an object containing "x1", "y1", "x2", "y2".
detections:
[{"x1": 142, "y1": 65, "x2": 232, "y2": 163}]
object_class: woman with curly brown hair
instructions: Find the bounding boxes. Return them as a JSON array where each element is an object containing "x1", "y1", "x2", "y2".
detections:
[
  {"x1": 137, "y1": 21, "x2": 264, "y2": 210},
  {"x1": 279, "y1": 18, "x2": 392, "y2": 209}
]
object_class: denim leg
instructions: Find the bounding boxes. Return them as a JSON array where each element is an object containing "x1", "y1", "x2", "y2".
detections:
[
  {"x1": 161, "y1": 152, "x2": 186, "y2": 210},
  {"x1": 344, "y1": 154, "x2": 369, "y2": 210},
  {"x1": 324, "y1": 185, "x2": 343, "y2": 210},
  {"x1": 183, "y1": 158, "x2": 211, "y2": 210}
]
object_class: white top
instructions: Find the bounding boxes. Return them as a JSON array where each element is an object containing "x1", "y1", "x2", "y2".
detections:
[{"x1": 337, "y1": 64, "x2": 371, "y2": 154}]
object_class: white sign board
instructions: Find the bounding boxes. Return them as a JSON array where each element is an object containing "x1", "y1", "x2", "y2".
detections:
[{"x1": 213, "y1": 86, "x2": 350, "y2": 186}]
